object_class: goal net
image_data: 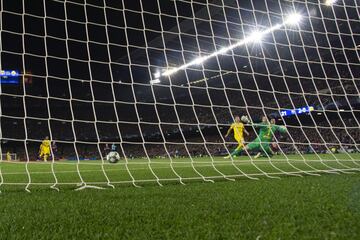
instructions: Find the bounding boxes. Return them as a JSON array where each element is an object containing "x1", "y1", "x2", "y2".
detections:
[
  {"x1": 0, "y1": 0, "x2": 359, "y2": 191},
  {"x1": 0, "y1": 153, "x2": 18, "y2": 161}
]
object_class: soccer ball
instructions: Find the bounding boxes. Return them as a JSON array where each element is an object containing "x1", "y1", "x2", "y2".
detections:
[
  {"x1": 106, "y1": 151, "x2": 120, "y2": 163},
  {"x1": 331, "y1": 147, "x2": 338, "y2": 153},
  {"x1": 241, "y1": 115, "x2": 250, "y2": 123}
]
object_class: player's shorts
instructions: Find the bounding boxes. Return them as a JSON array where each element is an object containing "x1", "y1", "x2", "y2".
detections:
[
  {"x1": 41, "y1": 147, "x2": 50, "y2": 155},
  {"x1": 234, "y1": 135, "x2": 244, "y2": 143},
  {"x1": 234, "y1": 137, "x2": 245, "y2": 150}
]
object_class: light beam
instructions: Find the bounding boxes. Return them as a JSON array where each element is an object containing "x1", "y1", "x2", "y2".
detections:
[{"x1": 159, "y1": 13, "x2": 302, "y2": 79}]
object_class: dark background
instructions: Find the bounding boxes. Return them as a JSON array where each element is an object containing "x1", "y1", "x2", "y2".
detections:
[{"x1": 0, "y1": 0, "x2": 359, "y2": 159}]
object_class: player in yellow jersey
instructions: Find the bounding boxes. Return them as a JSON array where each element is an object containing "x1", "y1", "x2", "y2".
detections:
[
  {"x1": 39, "y1": 136, "x2": 51, "y2": 162},
  {"x1": 224, "y1": 115, "x2": 249, "y2": 158},
  {"x1": 6, "y1": 151, "x2": 11, "y2": 161}
]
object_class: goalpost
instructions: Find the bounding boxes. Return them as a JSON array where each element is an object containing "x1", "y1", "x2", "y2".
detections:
[
  {"x1": 0, "y1": 153, "x2": 18, "y2": 161},
  {"x1": 0, "y1": 0, "x2": 359, "y2": 191}
]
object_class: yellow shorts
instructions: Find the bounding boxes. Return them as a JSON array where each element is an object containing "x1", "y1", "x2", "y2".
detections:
[
  {"x1": 40, "y1": 147, "x2": 50, "y2": 155},
  {"x1": 235, "y1": 136, "x2": 244, "y2": 144}
]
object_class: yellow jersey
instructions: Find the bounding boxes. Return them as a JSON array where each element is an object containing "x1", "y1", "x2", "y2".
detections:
[
  {"x1": 42, "y1": 140, "x2": 51, "y2": 148},
  {"x1": 230, "y1": 122, "x2": 245, "y2": 141},
  {"x1": 6, "y1": 152, "x2": 11, "y2": 161}
]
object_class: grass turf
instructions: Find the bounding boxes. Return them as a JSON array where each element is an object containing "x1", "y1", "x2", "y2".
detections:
[{"x1": 0, "y1": 153, "x2": 360, "y2": 239}]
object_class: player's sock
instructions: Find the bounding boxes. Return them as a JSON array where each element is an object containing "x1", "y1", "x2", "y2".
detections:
[
  {"x1": 224, "y1": 149, "x2": 238, "y2": 158},
  {"x1": 254, "y1": 152, "x2": 261, "y2": 159},
  {"x1": 264, "y1": 147, "x2": 274, "y2": 158},
  {"x1": 232, "y1": 148, "x2": 243, "y2": 157},
  {"x1": 230, "y1": 150, "x2": 238, "y2": 157}
]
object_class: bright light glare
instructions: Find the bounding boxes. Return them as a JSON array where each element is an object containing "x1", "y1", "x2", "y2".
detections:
[
  {"x1": 150, "y1": 79, "x2": 160, "y2": 84},
  {"x1": 153, "y1": 71, "x2": 161, "y2": 79},
  {"x1": 248, "y1": 31, "x2": 263, "y2": 43},
  {"x1": 160, "y1": 13, "x2": 302, "y2": 78},
  {"x1": 162, "y1": 68, "x2": 178, "y2": 76},
  {"x1": 218, "y1": 48, "x2": 228, "y2": 54},
  {"x1": 285, "y1": 13, "x2": 302, "y2": 25},
  {"x1": 192, "y1": 56, "x2": 207, "y2": 65},
  {"x1": 325, "y1": 0, "x2": 336, "y2": 6}
]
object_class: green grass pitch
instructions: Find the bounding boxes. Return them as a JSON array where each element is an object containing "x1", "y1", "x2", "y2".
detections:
[{"x1": 0, "y1": 153, "x2": 360, "y2": 239}]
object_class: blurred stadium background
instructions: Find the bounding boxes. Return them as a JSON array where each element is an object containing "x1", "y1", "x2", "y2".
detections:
[
  {"x1": 1, "y1": 0, "x2": 359, "y2": 164},
  {"x1": 0, "y1": 0, "x2": 360, "y2": 172},
  {"x1": 1, "y1": 0, "x2": 360, "y2": 239}
]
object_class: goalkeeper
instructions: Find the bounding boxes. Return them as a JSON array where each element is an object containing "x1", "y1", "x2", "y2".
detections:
[
  {"x1": 229, "y1": 116, "x2": 287, "y2": 158},
  {"x1": 224, "y1": 115, "x2": 249, "y2": 159}
]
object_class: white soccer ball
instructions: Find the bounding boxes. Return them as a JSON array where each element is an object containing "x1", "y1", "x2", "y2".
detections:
[
  {"x1": 241, "y1": 115, "x2": 250, "y2": 123},
  {"x1": 107, "y1": 151, "x2": 120, "y2": 163}
]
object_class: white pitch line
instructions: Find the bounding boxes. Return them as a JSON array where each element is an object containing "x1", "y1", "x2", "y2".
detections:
[
  {"x1": 1, "y1": 167, "x2": 358, "y2": 186},
  {"x1": 1, "y1": 160, "x2": 359, "y2": 175}
]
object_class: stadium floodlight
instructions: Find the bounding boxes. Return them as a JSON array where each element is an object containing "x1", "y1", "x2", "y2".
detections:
[
  {"x1": 285, "y1": 13, "x2": 302, "y2": 25},
  {"x1": 248, "y1": 31, "x2": 264, "y2": 43},
  {"x1": 192, "y1": 56, "x2": 208, "y2": 65},
  {"x1": 217, "y1": 48, "x2": 229, "y2": 54},
  {"x1": 153, "y1": 71, "x2": 161, "y2": 79},
  {"x1": 160, "y1": 13, "x2": 302, "y2": 78},
  {"x1": 162, "y1": 68, "x2": 178, "y2": 76},
  {"x1": 150, "y1": 79, "x2": 161, "y2": 84},
  {"x1": 325, "y1": 0, "x2": 336, "y2": 6}
]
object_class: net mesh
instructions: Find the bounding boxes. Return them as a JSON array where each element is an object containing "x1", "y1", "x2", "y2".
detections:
[{"x1": 0, "y1": 0, "x2": 359, "y2": 191}]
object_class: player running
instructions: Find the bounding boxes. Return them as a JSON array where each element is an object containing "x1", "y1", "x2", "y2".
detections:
[
  {"x1": 228, "y1": 116, "x2": 287, "y2": 158},
  {"x1": 224, "y1": 115, "x2": 249, "y2": 159},
  {"x1": 39, "y1": 136, "x2": 51, "y2": 162}
]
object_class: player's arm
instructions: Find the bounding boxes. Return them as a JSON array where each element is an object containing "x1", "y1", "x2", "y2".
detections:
[
  {"x1": 275, "y1": 125, "x2": 287, "y2": 133},
  {"x1": 38, "y1": 144, "x2": 43, "y2": 154},
  {"x1": 251, "y1": 122, "x2": 264, "y2": 128},
  {"x1": 224, "y1": 124, "x2": 234, "y2": 138}
]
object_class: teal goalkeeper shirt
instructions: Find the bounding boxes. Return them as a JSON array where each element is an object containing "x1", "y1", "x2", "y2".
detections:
[{"x1": 254, "y1": 123, "x2": 287, "y2": 142}]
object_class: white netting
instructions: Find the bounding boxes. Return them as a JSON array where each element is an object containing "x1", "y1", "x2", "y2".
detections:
[
  {"x1": 0, "y1": 0, "x2": 359, "y2": 191},
  {"x1": 0, "y1": 153, "x2": 18, "y2": 161}
]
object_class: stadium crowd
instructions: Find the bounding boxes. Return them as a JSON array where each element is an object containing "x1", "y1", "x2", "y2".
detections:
[
  {"x1": 2, "y1": 116, "x2": 359, "y2": 161},
  {"x1": 1, "y1": 82, "x2": 359, "y2": 161}
]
